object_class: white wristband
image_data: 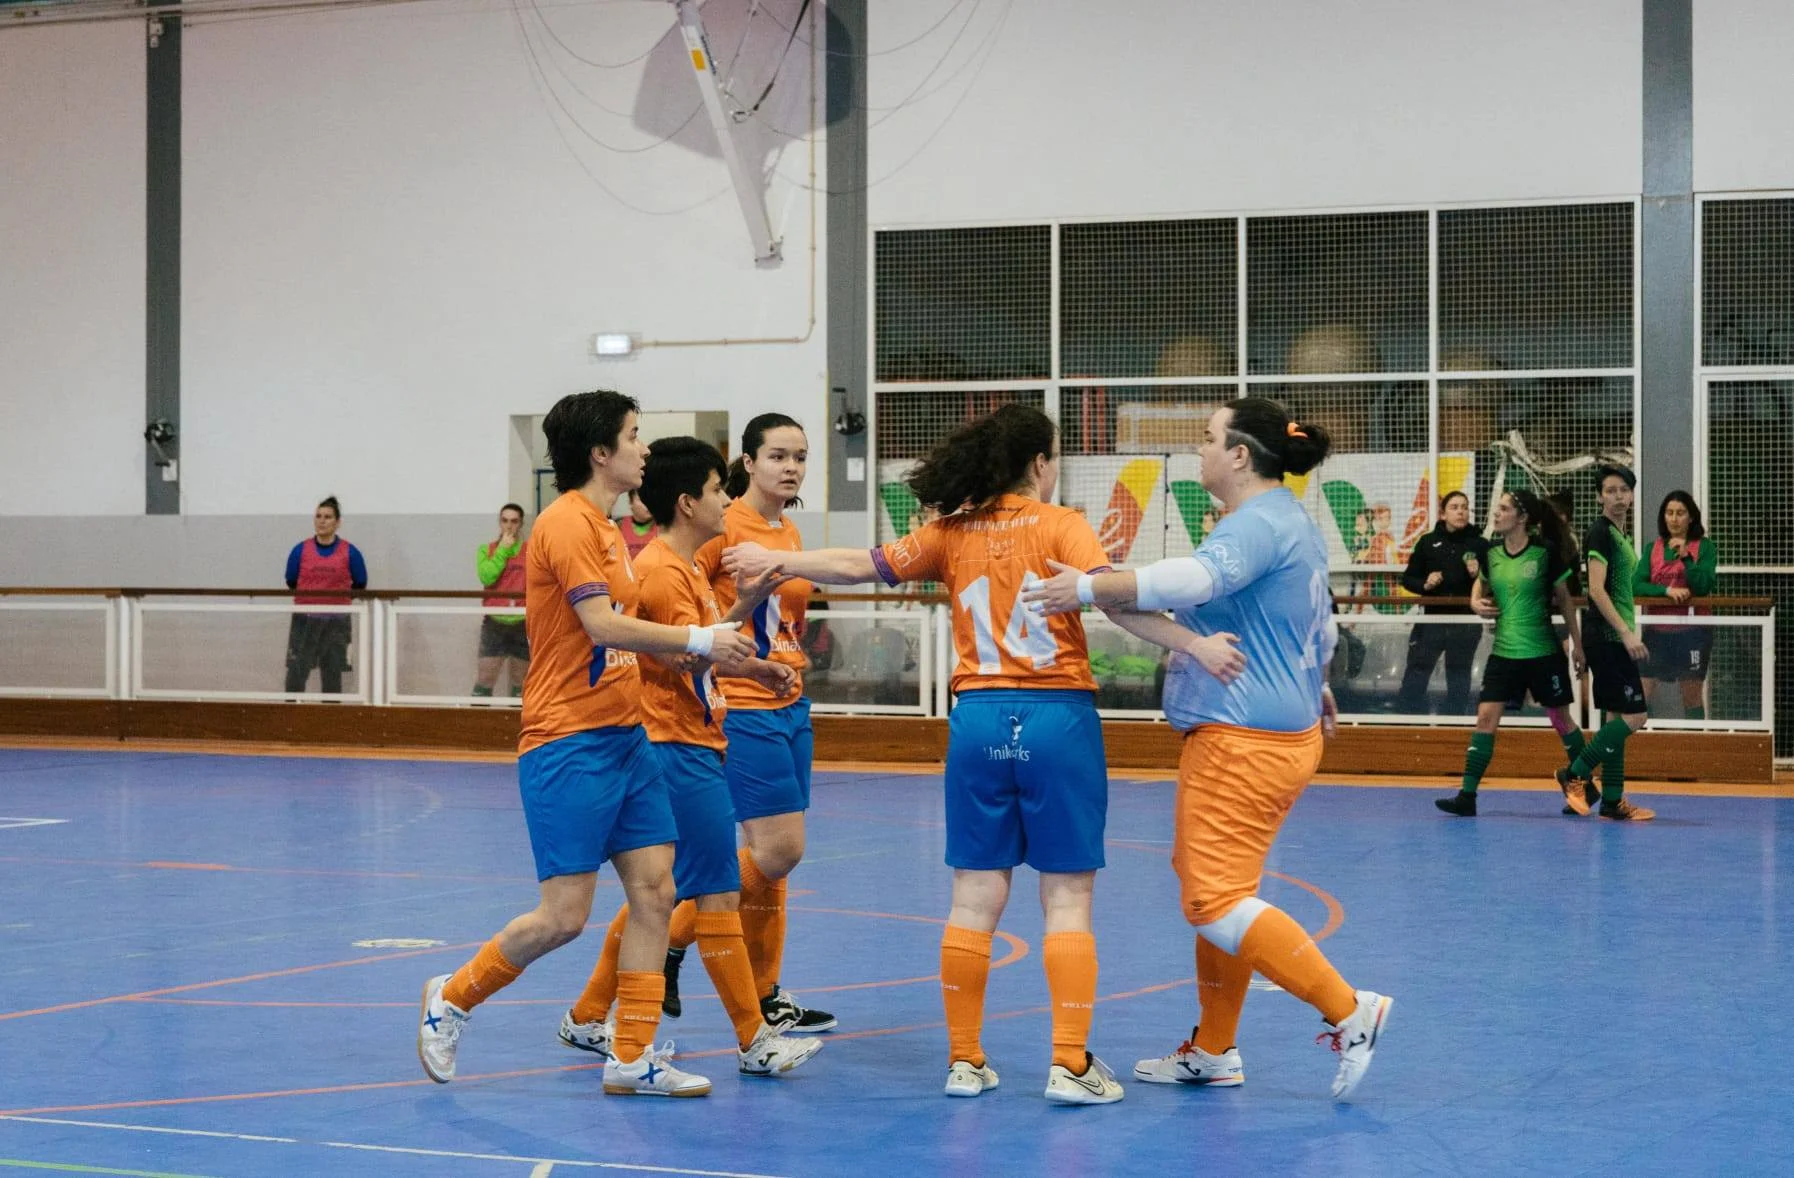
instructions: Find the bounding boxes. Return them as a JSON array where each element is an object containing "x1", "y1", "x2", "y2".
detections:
[
  {"x1": 684, "y1": 624, "x2": 714, "y2": 657},
  {"x1": 1076, "y1": 574, "x2": 1096, "y2": 606}
]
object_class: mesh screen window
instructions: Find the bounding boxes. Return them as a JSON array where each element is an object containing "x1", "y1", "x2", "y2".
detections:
[
  {"x1": 1246, "y1": 212, "x2": 1427, "y2": 375},
  {"x1": 1060, "y1": 219, "x2": 1237, "y2": 380},
  {"x1": 1702, "y1": 199, "x2": 1794, "y2": 368},
  {"x1": 1439, "y1": 203, "x2": 1634, "y2": 372},
  {"x1": 1705, "y1": 380, "x2": 1794, "y2": 567},
  {"x1": 874, "y1": 227, "x2": 1050, "y2": 382}
]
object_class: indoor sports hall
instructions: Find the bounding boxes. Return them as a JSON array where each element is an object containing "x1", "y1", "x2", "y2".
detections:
[{"x1": 3, "y1": 2, "x2": 1791, "y2": 1176}]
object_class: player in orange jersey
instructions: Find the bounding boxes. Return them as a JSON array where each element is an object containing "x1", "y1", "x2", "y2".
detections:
[
  {"x1": 726, "y1": 403, "x2": 1226, "y2": 1104},
  {"x1": 652, "y1": 413, "x2": 837, "y2": 1034},
  {"x1": 416, "y1": 391, "x2": 756, "y2": 1099},
  {"x1": 557, "y1": 437, "x2": 823, "y2": 1079}
]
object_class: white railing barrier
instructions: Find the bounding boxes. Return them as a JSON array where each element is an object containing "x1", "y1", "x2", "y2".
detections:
[{"x1": 0, "y1": 594, "x2": 1774, "y2": 737}]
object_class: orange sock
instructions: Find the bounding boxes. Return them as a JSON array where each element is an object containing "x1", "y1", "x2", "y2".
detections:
[
  {"x1": 1235, "y1": 905, "x2": 1355, "y2": 1026},
  {"x1": 737, "y1": 848, "x2": 788, "y2": 1000},
  {"x1": 610, "y1": 971, "x2": 666, "y2": 1065},
  {"x1": 569, "y1": 905, "x2": 628, "y2": 1025},
  {"x1": 940, "y1": 924, "x2": 993, "y2": 1067},
  {"x1": 1042, "y1": 931, "x2": 1098, "y2": 1072},
  {"x1": 1193, "y1": 936, "x2": 1253, "y2": 1055},
  {"x1": 668, "y1": 899, "x2": 698, "y2": 952},
  {"x1": 696, "y1": 910, "x2": 764, "y2": 1049},
  {"x1": 441, "y1": 936, "x2": 523, "y2": 1012}
]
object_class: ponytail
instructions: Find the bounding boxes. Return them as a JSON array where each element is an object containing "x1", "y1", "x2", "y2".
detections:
[
  {"x1": 1512, "y1": 488, "x2": 1577, "y2": 571},
  {"x1": 1223, "y1": 396, "x2": 1331, "y2": 479}
]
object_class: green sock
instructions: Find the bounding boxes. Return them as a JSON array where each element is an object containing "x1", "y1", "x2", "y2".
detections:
[
  {"x1": 1559, "y1": 727, "x2": 1587, "y2": 765},
  {"x1": 1601, "y1": 743, "x2": 1626, "y2": 804},
  {"x1": 1571, "y1": 716, "x2": 1634, "y2": 778},
  {"x1": 1461, "y1": 731, "x2": 1495, "y2": 794},
  {"x1": 472, "y1": 684, "x2": 494, "y2": 697},
  {"x1": 1686, "y1": 704, "x2": 1706, "y2": 721}
]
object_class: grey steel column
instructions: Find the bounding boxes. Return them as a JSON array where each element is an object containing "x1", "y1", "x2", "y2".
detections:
[
  {"x1": 1639, "y1": 0, "x2": 1694, "y2": 520},
  {"x1": 825, "y1": 0, "x2": 868, "y2": 513},
  {"x1": 146, "y1": 9, "x2": 182, "y2": 513}
]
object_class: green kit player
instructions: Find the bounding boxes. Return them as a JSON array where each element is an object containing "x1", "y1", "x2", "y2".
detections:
[
  {"x1": 1554, "y1": 465, "x2": 1656, "y2": 821},
  {"x1": 1434, "y1": 489, "x2": 1588, "y2": 818}
]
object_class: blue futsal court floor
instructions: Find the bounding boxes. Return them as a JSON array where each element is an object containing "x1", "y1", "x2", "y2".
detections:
[{"x1": 0, "y1": 746, "x2": 1789, "y2": 1177}]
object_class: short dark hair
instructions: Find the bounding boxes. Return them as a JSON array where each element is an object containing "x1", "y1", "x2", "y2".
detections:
[
  {"x1": 545, "y1": 390, "x2": 639, "y2": 494},
  {"x1": 1222, "y1": 396, "x2": 1331, "y2": 480},
  {"x1": 1656, "y1": 490, "x2": 1706, "y2": 542},
  {"x1": 639, "y1": 436, "x2": 727, "y2": 527},
  {"x1": 317, "y1": 496, "x2": 340, "y2": 518},
  {"x1": 499, "y1": 502, "x2": 524, "y2": 517},
  {"x1": 1440, "y1": 490, "x2": 1469, "y2": 512},
  {"x1": 1595, "y1": 464, "x2": 1636, "y2": 492}
]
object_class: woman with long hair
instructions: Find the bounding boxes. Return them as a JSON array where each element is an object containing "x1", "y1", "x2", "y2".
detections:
[
  {"x1": 1025, "y1": 396, "x2": 1393, "y2": 1101},
  {"x1": 1431, "y1": 488, "x2": 1589, "y2": 817},
  {"x1": 726, "y1": 403, "x2": 1220, "y2": 1104},
  {"x1": 1636, "y1": 490, "x2": 1719, "y2": 719}
]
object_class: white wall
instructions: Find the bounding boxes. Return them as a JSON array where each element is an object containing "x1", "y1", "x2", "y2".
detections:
[
  {"x1": 0, "y1": 22, "x2": 146, "y2": 516},
  {"x1": 178, "y1": 0, "x2": 826, "y2": 517},
  {"x1": 868, "y1": 0, "x2": 1643, "y2": 226},
  {"x1": 1693, "y1": 0, "x2": 1794, "y2": 193}
]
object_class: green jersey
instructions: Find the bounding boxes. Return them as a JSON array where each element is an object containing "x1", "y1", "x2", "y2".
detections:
[
  {"x1": 1483, "y1": 537, "x2": 1570, "y2": 659},
  {"x1": 1582, "y1": 517, "x2": 1637, "y2": 643}
]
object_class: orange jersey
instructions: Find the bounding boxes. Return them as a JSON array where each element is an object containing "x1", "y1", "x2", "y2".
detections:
[
  {"x1": 518, "y1": 491, "x2": 643, "y2": 754},
  {"x1": 873, "y1": 494, "x2": 1111, "y2": 695},
  {"x1": 631, "y1": 538, "x2": 729, "y2": 751},
  {"x1": 696, "y1": 498, "x2": 811, "y2": 710}
]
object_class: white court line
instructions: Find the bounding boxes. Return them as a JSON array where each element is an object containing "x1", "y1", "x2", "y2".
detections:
[
  {"x1": 0, "y1": 819, "x2": 69, "y2": 832},
  {"x1": 0, "y1": 1117, "x2": 790, "y2": 1178}
]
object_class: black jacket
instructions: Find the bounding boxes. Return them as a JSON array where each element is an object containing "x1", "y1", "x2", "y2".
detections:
[{"x1": 1401, "y1": 522, "x2": 1486, "y2": 614}]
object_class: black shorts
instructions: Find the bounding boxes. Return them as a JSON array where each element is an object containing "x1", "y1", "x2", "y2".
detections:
[
  {"x1": 1644, "y1": 627, "x2": 1713, "y2": 683},
  {"x1": 1586, "y1": 639, "x2": 1647, "y2": 714},
  {"x1": 1481, "y1": 652, "x2": 1573, "y2": 709},
  {"x1": 479, "y1": 616, "x2": 530, "y2": 660}
]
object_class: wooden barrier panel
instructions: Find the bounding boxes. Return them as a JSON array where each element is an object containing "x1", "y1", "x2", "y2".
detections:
[{"x1": 0, "y1": 702, "x2": 1772, "y2": 783}]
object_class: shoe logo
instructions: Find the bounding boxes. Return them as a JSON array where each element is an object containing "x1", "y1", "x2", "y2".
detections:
[
  {"x1": 643, "y1": 1060, "x2": 663, "y2": 1084},
  {"x1": 424, "y1": 1011, "x2": 442, "y2": 1032},
  {"x1": 1064, "y1": 1068, "x2": 1107, "y2": 1096}
]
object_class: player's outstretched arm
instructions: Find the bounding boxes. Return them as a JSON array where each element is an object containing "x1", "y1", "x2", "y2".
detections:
[{"x1": 725, "y1": 541, "x2": 879, "y2": 586}]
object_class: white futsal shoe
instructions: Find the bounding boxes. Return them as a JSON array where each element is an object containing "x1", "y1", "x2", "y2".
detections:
[
  {"x1": 1133, "y1": 1028, "x2": 1245, "y2": 1087},
  {"x1": 1320, "y1": 990, "x2": 1393, "y2": 1100},
  {"x1": 558, "y1": 1009, "x2": 614, "y2": 1058},
  {"x1": 417, "y1": 973, "x2": 471, "y2": 1083},
  {"x1": 1044, "y1": 1053, "x2": 1124, "y2": 1105},
  {"x1": 943, "y1": 1060, "x2": 1000, "y2": 1097},
  {"x1": 602, "y1": 1042, "x2": 713, "y2": 1097},
  {"x1": 739, "y1": 1021, "x2": 824, "y2": 1076}
]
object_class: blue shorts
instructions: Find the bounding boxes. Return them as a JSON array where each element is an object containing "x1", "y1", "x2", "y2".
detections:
[
  {"x1": 516, "y1": 727, "x2": 676, "y2": 882},
  {"x1": 944, "y1": 689, "x2": 1107, "y2": 873},
  {"x1": 722, "y1": 697, "x2": 813, "y2": 821},
  {"x1": 655, "y1": 742, "x2": 742, "y2": 901}
]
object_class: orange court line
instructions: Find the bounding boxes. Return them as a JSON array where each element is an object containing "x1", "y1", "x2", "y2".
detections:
[
  {"x1": 0, "y1": 854, "x2": 541, "y2": 886},
  {"x1": 0, "y1": 943, "x2": 479, "y2": 1024},
  {"x1": 123, "y1": 909, "x2": 1030, "y2": 1012}
]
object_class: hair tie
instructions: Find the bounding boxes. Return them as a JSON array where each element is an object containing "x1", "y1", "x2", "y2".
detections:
[{"x1": 1286, "y1": 421, "x2": 1308, "y2": 439}]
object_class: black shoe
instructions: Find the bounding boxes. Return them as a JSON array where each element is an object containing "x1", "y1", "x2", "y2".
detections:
[
  {"x1": 661, "y1": 946, "x2": 685, "y2": 1019},
  {"x1": 761, "y1": 985, "x2": 837, "y2": 1034},
  {"x1": 1434, "y1": 791, "x2": 1477, "y2": 817}
]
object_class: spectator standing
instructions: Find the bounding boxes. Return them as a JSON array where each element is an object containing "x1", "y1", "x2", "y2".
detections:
[
  {"x1": 1395, "y1": 492, "x2": 1486, "y2": 715},
  {"x1": 283, "y1": 496, "x2": 367, "y2": 694},
  {"x1": 474, "y1": 503, "x2": 530, "y2": 699},
  {"x1": 618, "y1": 490, "x2": 661, "y2": 561}
]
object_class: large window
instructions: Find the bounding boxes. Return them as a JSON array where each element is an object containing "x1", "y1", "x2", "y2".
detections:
[
  {"x1": 1700, "y1": 195, "x2": 1794, "y2": 754},
  {"x1": 871, "y1": 201, "x2": 1638, "y2": 585}
]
